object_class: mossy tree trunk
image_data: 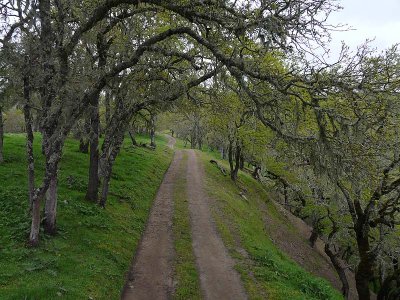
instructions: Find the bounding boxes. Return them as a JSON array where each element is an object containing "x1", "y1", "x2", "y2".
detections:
[
  {"x1": 85, "y1": 97, "x2": 100, "y2": 202},
  {"x1": 150, "y1": 113, "x2": 156, "y2": 148},
  {"x1": 0, "y1": 105, "x2": 4, "y2": 164},
  {"x1": 23, "y1": 59, "x2": 35, "y2": 209}
]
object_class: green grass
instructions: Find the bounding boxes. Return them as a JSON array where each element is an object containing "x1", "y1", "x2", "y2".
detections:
[
  {"x1": 0, "y1": 133, "x2": 173, "y2": 299},
  {"x1": 172, "y1": 152, "x2": 202, "y2": 300},
  {"x1": 200, "y1": 151, "x2": 343, "y2": 300}
]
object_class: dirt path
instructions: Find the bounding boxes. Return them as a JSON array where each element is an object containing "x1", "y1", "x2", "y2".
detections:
[
  {"x1": 122, "y1": 142, "x2": 247, "y2": 300},
  {"x1": 166, "y1": 135, "x2": 176, "y2": 149},
  {"x1": 121, "y1": 149, "x2": 181, "y2": 300},
  {"x1": 186, "y1": 150, "x2": 247, "y2": 300}
]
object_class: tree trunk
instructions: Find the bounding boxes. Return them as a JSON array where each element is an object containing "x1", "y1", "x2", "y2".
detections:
[
  {"x1": 29, "y1": 196, "x2": 41, "y2": 246},
  {"x1": 79, "y1": 116, "x2": 91, "y2": 153},
  {"x1": 252, "y1": 165, "x2": 261, "y2": 180},
  {"x1": 85, "y1": 99, "x2": 100, "y2": 202},
  {"x1": 377, "y1": 268, "x2": 400, "y2": 300},
  {"x1": 283, "y1": 182, "x2": 289, "y2": 208},
  {"x1": 79, "y1": 138, "x2": 89, "y2": 153},
  {"x1": 23, "y1": 69, "x2": 35, "y2": 209},
  {"x1": 355, "y1": 230, "x2": 374, "y2": 300},
  {"x1": 99, "y1": 144, "x2": 121, "y2": 207},
  {"x1": 239, "y1": 153, "x2": 244, "y2": 170},
  {"x1": 99, "y1": 129, "x2": 125, "y2": 207},
  {"x1": 309, "y1": 228, "x2": 319, "y2": 248},
  {"x1": 198, "y1": 138, "x2": 202, "y2": 150},
  {"x1": 190, "y1": 131, "x2": 196, "y2": 149},
  {"x1": 105, "y1": 89, "x2": 111, "y2": 127},
  {"x1": 44, "y1": 174, "x2": 58, "y2": 235},
  {"x1": 99, "y1": 166, "x2": 111, "y2": 208},
  {"x1": 150, "y1": 114, "x2": 156, "y2": 148},
  {"x1": 228, "y1": 140, "x2": 234, "y2": 176},
  {"x1": 128, "y1": 130, "x2": 138, "y2": 146},
  {"x1": 25, "y1": 118, "x2": 35, "y2": 209},
  {"x1": 325, "y1": 244, "x2": 350, "y2": 299},
  {"x1": 231, "y1": 143, "x2": 241, "y2": 181},
  {"x1": 0, "y1": 106, "x2": 4, "y2": 163}
]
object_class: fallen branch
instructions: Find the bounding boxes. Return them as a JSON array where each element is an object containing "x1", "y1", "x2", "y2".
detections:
[
  {"x1": 210, "y1": 159, "x2": 227, "y2": 176},
  {"x1": 140, "y1": 143, "x2": 156, "y2": 150}
]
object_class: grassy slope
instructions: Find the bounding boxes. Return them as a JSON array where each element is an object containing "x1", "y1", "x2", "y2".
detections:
[
  {"x1": 199, "y1": 151, "x2": 343, "y2": 300},
  {"x1": 172, "y1": 152, "x2": 202, "y2": 300},
  {"x1": 0, "y1": 133, "x2": 173, "y2": 299}
]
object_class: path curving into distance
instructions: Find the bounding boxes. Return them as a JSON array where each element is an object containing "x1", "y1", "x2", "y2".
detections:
[{"x1": 122, "y1": 136, "x2": 246, "y2": 300}]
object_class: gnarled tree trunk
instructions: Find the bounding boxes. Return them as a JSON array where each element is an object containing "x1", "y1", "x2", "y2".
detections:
[
  {"x1": 355, "y1": 233, "x2": 374, "y2": 300},
  {"x1": 23, "y1": 65, "x2": 35, "y2": 209},
  {"x1": 85, "y1": 98, "x2": 100, "y2": 202},
  {"x1": 99, "y1": 133, "x2": 125, "y2": 207},
  {"x1": 325, "y1": 244, "x2": 350, "y2": 299},
  {"x1": 44, "y1": 175, "x2": 58, "y2": 235},
  {"x1": 231, "y1": 143, "x2": 241, "y2": 181},
  {"x1": 29, "y1": 195, "x2": 42, "y2": 246},
  {"x1": 0, "y1": 105, "x2": 4, "y2": 164}
]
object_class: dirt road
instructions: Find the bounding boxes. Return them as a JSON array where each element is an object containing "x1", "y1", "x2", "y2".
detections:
[
  {"x1": 122, "y1": 143, "x2": 246, "y2": 300},
  {"x1": 186, "y1": 150, "x2": 247, "y2": 300},
  {"x1": 121, "y1": 150, "x2": 182, "y2": 300}
]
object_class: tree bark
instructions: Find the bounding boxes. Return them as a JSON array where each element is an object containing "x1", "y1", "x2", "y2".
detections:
[
  {"x1": 355, "y1": 225, "x2": 374, "y2": 300},
  {"x1": 44, "y1": 174, "x2": 58, "y2": 235},
  {"x1": 79, "y1": 138, "x2": 89, "y2": 153},
  {"x1": 377, "y1": 268, "x2": 400, "y2": 300},
  {"x1": 239, "y1": 153, "x2": 244, "y2": 170},
  {"x1": 283, "y1": 182, "x2": 289, "y2": 208},
  {"x1": 99, "y1": 165, "x2": 111, "y2": 208},
  {"x1": 150, "y1": 113, "x2": 156, "y2": 148},
  {"x1": 79, "y1": 116, "x2": 91, "y2": 153},
  {"x1": 252, "y1": 165, "x2": 261, "y2": 179},
  {"x1": 85, "y1": 98, "x2": 100, "y2": 202},
  {"x1": 0, "y1": 105, "x2": 4, "y2": 164},
  {"x1": 30, "y1": 0, "x2": 56, "y2": 245},
  {"x1": 231, "y1": 143, "x2": 241, "y2": 181},
  {"x1": 309, "y1": 228, "x2": 319, "y2": 248},
  {"x1": 324, "y1": 244, "x2": 350, "y2": 299},
  {"x1": 23, "y1": 66, "x2": 35, "y2": 209},
  {"x1": 29, "y1": 196, "x2": 41, "y2": 246},
  {"x1": 105, "y1": 89, "x2": 111, "y2": 126},
  {"x1": 228, "y1": 140, "x2": 234, "y2": 176},
  {"x1": 128, "y1": 130, "x2": 138, "y2": 146},
  {"x1": 99, "y1": 134, "x2": 124, "y2": 207}
]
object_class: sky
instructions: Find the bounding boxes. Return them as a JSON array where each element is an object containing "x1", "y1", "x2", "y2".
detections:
[{"x1": 325, "y1": 0, "x2": 400, "y2": 59}]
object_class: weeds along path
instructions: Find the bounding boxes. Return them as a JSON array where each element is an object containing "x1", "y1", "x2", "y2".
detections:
[
  {"x1": 186, "y1": 150, "x2": 248, "y2": 300},
  {"x1": 121, "y1": 146, "x2": 180, "y2": 300}
]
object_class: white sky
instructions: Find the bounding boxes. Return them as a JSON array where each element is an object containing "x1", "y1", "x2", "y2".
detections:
[{"x1": 326, "y1": 0, "x2": 400, "y2": 59}]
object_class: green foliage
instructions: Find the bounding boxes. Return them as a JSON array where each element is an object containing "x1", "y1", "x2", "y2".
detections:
[{"x1": 0, "y1": 133, "x2": 173, "y2": 299}]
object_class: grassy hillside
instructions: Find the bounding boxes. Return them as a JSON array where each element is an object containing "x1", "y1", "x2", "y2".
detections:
[
  {"x1": 0, "y1": 134, "x2": 173, "y2": 299},
  {"x1": 200, "y1": 151, "x2": 343, "y2": 300}
]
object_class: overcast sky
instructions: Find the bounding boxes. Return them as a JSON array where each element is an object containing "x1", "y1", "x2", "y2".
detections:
[{"x1": 326, "y1": 0, "x2": 400, "y2": 59}]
